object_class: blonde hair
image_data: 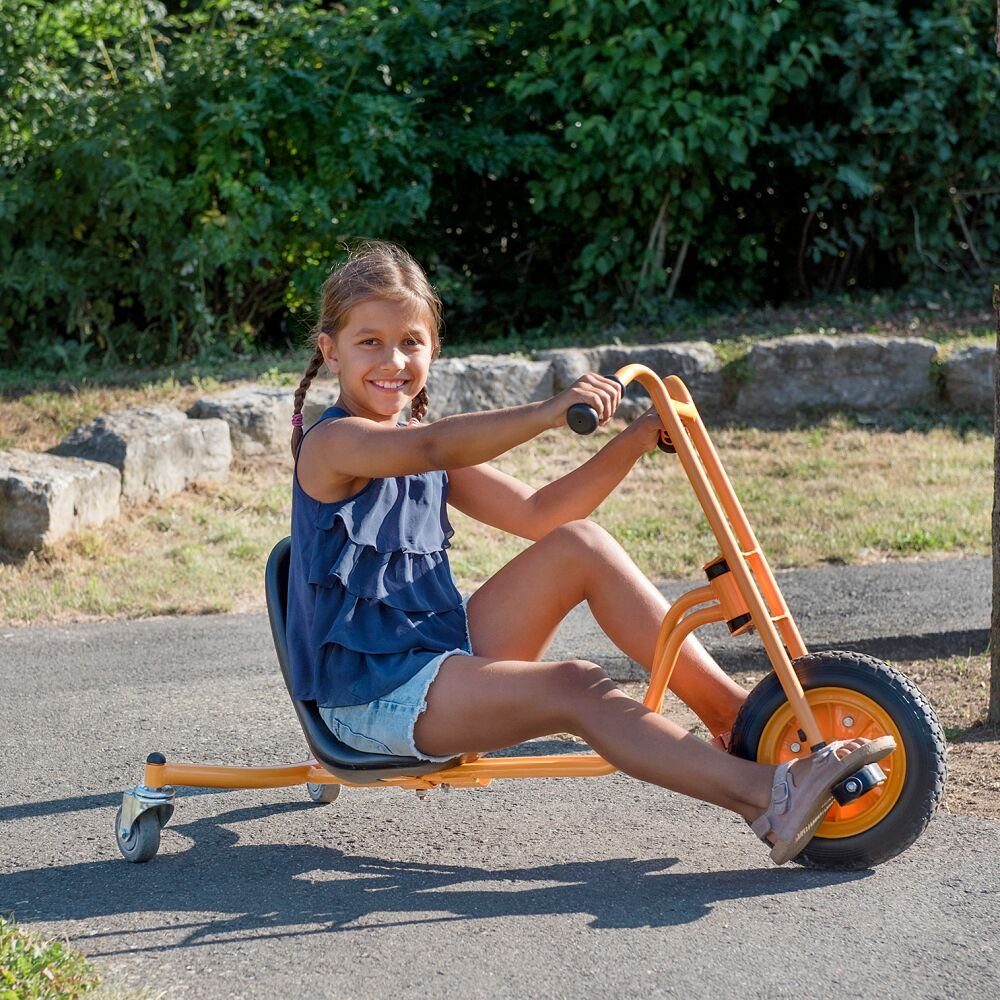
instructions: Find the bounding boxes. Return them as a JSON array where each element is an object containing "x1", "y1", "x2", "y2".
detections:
[{"x1": 291, "y1": 241, "x2": 443, "y2": 456}]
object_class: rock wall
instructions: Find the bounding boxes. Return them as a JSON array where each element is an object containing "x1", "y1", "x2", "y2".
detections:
[{"x1": 1, "y1": 335, "x2": 993, "y2": 553}]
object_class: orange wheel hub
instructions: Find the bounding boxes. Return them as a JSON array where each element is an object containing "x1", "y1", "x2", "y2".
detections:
[{"x1": 756, "y1": 687, "x2": 906, "y2": 838}]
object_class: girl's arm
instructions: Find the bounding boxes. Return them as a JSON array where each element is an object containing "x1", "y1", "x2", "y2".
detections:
[
  {"x1": 447, "y1": 408, "x2": 664, "y2": 539},
  {"x1": 304, "y1": 374, "x2": 623, "y2": 483}
]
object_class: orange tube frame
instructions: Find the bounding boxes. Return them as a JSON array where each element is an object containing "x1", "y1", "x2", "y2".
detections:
[{"x1": 144, "y1": 366, "x2": 823, "y2": 794}]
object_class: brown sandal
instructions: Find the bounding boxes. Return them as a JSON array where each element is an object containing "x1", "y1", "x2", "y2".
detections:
[{"x1": 750, "y1": 736, "x2": 897, "y2": 865}]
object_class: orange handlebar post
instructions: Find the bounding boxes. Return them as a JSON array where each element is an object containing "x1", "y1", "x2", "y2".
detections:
[
  {"x1": 612, "y1": 364, "x2": 699, "y2": 424},
  {"x1": 612, "y1": 366, "x2": 819, "y2": 746}
]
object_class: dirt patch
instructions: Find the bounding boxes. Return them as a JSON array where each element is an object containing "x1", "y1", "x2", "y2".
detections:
[{"x1": 623, "y1": 652, "x2": 999, "y2": 823}]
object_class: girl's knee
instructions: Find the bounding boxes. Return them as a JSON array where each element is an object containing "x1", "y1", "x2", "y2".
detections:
[
  {"x1": 547, "y1": 519, "x2": 617, "y2": 555},
  {"x1": 548, "y1": 658, "x2": 616, "y2": 706}
]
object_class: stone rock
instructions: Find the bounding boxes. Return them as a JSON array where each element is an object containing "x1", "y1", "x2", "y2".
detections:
[
  {"x1": 188, "y1": 386, "x2": 293, "y2": 458},
  {"x1": 52, "y1": 406, "x2": 231, "y2": 504},
  {"x1": 944, "y1": 344, "x2": 994, "y2": 414},
  {"x1": 424, "y1": 356, "x2": 554, "y2": 420},
  {"x1": 534, "y1": 342, "x2": 722, "y2": 419},
  {"x1": 533, "y1": 348, "x2": 593, "y2": 393},
  {"x1": 735, "y1": 335, "x2": 937, "y2": 420},
  {"x1": 0, "y1": 450, "x2": 121, "y2": 553},
  {"x1": 301, "y1": 383, "x2": 342, "y2": 428}
]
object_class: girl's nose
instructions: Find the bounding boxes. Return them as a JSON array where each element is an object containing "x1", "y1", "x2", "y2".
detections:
[{"x1": 380, "y1": 346, "x2": 409, "y2": 370}]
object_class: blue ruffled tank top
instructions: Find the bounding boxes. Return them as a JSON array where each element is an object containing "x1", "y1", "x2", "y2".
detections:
[{"x1": 285, "y1": 406, "x2": 469, "y2": 708}]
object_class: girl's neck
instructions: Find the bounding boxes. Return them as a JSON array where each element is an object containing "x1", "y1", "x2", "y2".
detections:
[{"x1": 333, "y1": 395, "x2": 403, "y2": 425}]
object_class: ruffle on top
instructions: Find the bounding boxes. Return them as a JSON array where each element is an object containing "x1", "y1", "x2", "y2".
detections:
[{"x1": 285, "y1": 407, "x2": 470, "y2": 708}]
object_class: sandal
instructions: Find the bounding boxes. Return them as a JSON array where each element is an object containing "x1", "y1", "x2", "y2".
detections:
[{"x1": 750, "y1": 736, "x2": 897, "y2": 865}]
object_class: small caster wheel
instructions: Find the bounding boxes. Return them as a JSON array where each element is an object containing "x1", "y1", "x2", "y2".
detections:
[
  {"x1": 307, "y1": 782, "x2": 342, "y2": 804},
  {"x1": 115, "y1": 805, "x2": 162, "y2": 863}
]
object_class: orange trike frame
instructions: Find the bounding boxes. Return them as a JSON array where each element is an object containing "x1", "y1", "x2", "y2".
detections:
[{"x1": 142, "y1": 366, "x2": 822, "y2": 797}]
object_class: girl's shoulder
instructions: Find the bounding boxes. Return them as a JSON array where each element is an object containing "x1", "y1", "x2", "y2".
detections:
[{"x1": 295, "y1": 407, "x2": 445, "y2": 507}]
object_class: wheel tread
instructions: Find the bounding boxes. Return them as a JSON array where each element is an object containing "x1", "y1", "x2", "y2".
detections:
[{"x1": 730, "y1": 650, "x2": 946, "y2": 870}]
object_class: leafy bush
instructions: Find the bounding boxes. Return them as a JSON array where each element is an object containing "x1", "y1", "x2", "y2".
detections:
[
  {"x1": 512, "y1": 0, "x2": 1000, "y2": 308},
  {"x1": 1, "y1": 0, "x2": 996, "y2": 369},
  {"x1": 0, "y1": 0, "x2": 550, "y2": 366}
]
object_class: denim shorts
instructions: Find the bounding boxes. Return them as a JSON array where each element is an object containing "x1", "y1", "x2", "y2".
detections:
[{"x1": 318, "y1": 594, "x2": 474, "y2": 762}]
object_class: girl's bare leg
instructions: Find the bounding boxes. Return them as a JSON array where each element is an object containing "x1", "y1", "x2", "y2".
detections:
[
  {"x1": 465, "y1": 519, "x2": 746, "y2": 736},
  {"x1": 415, "y1": 654, "x2": 773, "y2": 820}
]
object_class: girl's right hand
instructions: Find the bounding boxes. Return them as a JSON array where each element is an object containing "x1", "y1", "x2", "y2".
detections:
[{"x1": 543, "y1": 373, "x2": 624, "y2": 430}]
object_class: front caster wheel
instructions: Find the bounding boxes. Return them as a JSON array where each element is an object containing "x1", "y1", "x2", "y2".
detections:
[
  {"x1": 730, "y1": 651, "x2": 946, "y2": 870},
  {"x1": 307, "y1": 782, "x2": 342, "y2": 804},
  {"x1": 114, "y1": 805, "x2": 162, "y2": 863}
]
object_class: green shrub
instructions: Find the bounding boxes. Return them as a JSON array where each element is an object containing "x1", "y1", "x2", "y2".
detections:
[{"x1": 1, "y1": 0, "x2": 996, "y2": 369}]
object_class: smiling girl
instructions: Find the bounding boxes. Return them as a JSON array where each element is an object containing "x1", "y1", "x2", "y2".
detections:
[{"x1": 284, "y1": 241, "x2": 893, "y2": 864}]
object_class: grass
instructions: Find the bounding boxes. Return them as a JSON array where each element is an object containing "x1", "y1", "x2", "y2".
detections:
[
  {"x1": 0, "y1": 917, "x2": 161, "y2": 999},
  {"x1": 0, "y1": 916, "x2": 99, "y2": 999},
  {"x1": 0, "y1": 412, "x2": 990, "y2": 626}
]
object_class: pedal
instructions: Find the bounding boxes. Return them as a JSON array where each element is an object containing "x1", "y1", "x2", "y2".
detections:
[{"x1": 831, "y1": 763, "x2": 887, "y2": 806}]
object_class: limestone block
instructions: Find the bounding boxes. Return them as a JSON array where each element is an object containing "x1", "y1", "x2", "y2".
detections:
[
  {"x1": 591, "y1": 342, "x2": 723, "y2": 413},
  {"x1": 424, "y1": 356, "x2": 554, "y2": 420},
  {"x1": 735, "y1": 335, "x2": 937, "y2": 420},
  {"x1": 0, "y1": 450, "x2": 121, "y2": 553},
  {"x1": 52, "y1": 406, "x2": 231, "y2": 504},
  {"x1": 188, "y1": 386, "x2": 293, "y2": 458},
  {"x1": 533, "y1": 348, "x2": 593, "y2": 392},
  {"x1": 535, "y1": 342, "x2": 722, "y2": 418},
  {"x1": 944, "y1": 344, "x2": 994, "y2": 414},
  {"x1": 301, "y1": 383, "x2": 342, "y2": 428}
]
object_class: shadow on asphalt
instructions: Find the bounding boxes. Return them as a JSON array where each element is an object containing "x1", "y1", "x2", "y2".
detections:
[
  {"x1": 3, "y1": 737, "x2": 872, "y2": 944},
  {"x1": 3, "y1": 798, "x2": 871, "y2": 949}
]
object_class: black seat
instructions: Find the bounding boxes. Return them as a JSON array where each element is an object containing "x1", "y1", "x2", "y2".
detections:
[{"x1": 265, "y1": 537, "x2": 461, "y2": 780}]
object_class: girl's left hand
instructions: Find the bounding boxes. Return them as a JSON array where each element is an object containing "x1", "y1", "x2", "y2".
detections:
[{"x1": 623, "y1": 405, "x2": 667, "y2": 455}]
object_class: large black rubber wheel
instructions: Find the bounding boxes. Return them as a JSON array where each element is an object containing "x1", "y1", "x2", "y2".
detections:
[
  {"x1": 730, "y1": 651, "x2": 946, "y2": 870},
  {"x1": 114, "y1": 805, "x2": 162, "y2": 864}
]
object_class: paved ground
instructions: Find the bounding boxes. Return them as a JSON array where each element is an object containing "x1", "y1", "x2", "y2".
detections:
[{"x1": 0, "y1": 556, "x2": 995, "y2": 999}]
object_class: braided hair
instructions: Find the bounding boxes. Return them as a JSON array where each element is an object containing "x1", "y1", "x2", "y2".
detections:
[{"x1": 291, "y1": 241, "x2": 442, "y2": 457}]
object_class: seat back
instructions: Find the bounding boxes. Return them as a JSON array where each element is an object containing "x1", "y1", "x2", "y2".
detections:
[{"x1": 265, "y1": 537, "x2": 457, "y2": 778}]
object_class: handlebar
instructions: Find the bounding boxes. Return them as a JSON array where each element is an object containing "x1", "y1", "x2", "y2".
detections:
[{"x1": 566, "y1": 370, "x2": 680, "y2": 453}]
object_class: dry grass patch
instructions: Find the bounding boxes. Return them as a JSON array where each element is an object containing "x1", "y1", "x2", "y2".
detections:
[{"x1": 0, "y1": 419, "x2": 990, "y2": 626}]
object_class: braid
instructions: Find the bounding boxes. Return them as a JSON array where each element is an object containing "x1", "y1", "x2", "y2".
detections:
[
  {"x1": 411, "y1": 386, "x2": 429, "y2": 423},
  {"x1": 290, "y1": 348, "x2": 325, "y2": 457}
]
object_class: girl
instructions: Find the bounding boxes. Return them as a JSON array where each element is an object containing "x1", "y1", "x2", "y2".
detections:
[{"x1": 286, "y1": 241, "x2": 894, "y2": 865}]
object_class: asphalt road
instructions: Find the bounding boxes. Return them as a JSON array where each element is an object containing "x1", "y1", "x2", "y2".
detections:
[{"x1": 0, "y1": 556, "x2": 996, "y2": 999}]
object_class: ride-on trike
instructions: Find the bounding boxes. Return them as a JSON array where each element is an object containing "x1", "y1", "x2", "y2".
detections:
[{"x1": 115, "y1": 365, "x2": 946, "y2": 869}]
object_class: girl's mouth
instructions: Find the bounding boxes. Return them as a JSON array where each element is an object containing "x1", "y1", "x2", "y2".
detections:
[{"x1": 368, "y1": 379, "x2": 410, "y2": 394}]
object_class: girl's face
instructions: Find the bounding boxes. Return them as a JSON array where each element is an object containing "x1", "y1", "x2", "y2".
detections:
[{"x1": 317, "y1": 297, "x2": 437, "y2": 424}]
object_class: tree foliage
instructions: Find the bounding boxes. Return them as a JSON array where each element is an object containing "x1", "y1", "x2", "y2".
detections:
[{"x1": 1, "y1": 0, "x2": 997, "y2": 367}]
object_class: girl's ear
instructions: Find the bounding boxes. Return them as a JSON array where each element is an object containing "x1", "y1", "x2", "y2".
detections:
[{"x1": 317, "y1": 331, "x2": 339, "y2": 375}]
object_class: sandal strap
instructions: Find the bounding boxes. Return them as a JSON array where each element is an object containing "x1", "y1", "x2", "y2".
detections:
[{"x1": 749, "y1": 760, "x2": 794, "y2": 841}]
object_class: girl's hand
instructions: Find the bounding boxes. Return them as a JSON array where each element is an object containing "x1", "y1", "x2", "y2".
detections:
[
  {"x1": 622, "y1": 405, "x2": 667, "y2": 455},
  {"x1": 543, "y1": 373, "x2": 623, "y2": 430}
]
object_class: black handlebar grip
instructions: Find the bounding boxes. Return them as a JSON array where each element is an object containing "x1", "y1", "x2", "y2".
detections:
[{"x1": 566, "y1": 376, "x2": 625, "y2": 435}]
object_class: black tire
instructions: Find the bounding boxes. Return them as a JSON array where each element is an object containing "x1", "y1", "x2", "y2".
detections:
[
  {"x1": 307, "y1": 782, "x2": 342, "y2": 804},
  {"x1": 114, "y1": 805, "x2": 162, "y2": 863},
  {"x1": 730, "y1": 651, "x2": 946, "y2": 870}
]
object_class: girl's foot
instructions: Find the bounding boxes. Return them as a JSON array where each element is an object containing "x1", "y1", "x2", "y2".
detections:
[{"x1": 749, "y1": 736, "x2": 897, "y2": 865}]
